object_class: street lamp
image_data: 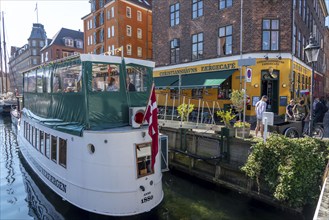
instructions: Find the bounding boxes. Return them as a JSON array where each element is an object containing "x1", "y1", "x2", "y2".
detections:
[{"x1": 304, "y1": 34, "x2": 320, "y2": 136}]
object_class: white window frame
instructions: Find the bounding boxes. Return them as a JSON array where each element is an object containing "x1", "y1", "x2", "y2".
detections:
[
  {"x1": 45, "y1": 52, "x2": 48, "y2": 62},
  {"x1": 32, "y1": 40, "x2": 36, "y2": 47},
  {"x1": 89, "y1": 19, "x2": 93, "y2": 29},
  {"x1": 126, "y1": 25, "x2": 132, "y2": 36},
  {"x1": 111, "y1": 7, "x2": 114, "y2": 18},
  {"x1": 41, "y1": 53, "x2": 44, "y2": 63},
  {"x1": 39, "y1": 41, "x2": 44, "y2": 47},
  {"x1": 90, "y1": 35, "x2": 93, "y2": 45},
  {"x1": 32, "y1": 49, "x2": 37, "y2": 56},
  {"x1": 107, "y1": 9, "x2": 111, "y2": 20},
  {"x1": 111, "y1": 26, "x2": 115, "y2": 37},
  {"x1": 76, "y1": 40, "x2": 83, "y2": 49},
  {"x1": 137, "y1": 47, "x2": 142, "y2": 57},
  {"x1": 64, "y1": 38, "x2": 74, "y2": 47},
  {"x1": 126, "y1": 6, "x2": 131, "y2": 18},
  {"x1": 137, "y1": 11, "x2": 142, "y2": 21},
  {"x1": 127, "y1": 44, "x2": 132, "y2": 55},
  {"x1": 137, "y1": 28, "x2": 142, "y2": 39}
]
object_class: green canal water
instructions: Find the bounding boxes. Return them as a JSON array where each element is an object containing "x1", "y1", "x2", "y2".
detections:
[{"x1": 0, "y1": 115, "x2": 306, "y2": 219}]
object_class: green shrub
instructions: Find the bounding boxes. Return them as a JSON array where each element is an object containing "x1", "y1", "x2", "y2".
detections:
[{"x1": 241, "y1": 134, "x2": 329, "y2": 208}]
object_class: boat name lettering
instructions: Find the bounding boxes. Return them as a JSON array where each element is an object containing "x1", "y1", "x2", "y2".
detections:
[
  {"x1": 31, "y1": 156, "x2": 67, "y2": 193},
  {"x1": 141, "y1": 195, "x2": 153, "y2": 204}
]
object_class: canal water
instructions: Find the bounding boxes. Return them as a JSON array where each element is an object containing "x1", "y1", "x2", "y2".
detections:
[{"x1": 0, "y1": 115, "x2": 305, "y2": 220}]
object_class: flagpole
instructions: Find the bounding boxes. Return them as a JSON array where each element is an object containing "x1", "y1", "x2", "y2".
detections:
[
  {"x1": 142, "y1": 82, "x2": 155, "y2": 123},
  {"x1": 35, "y1": 2, "x2": 39, "y2": 23}
]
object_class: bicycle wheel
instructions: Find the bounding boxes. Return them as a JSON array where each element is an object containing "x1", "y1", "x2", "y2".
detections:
[
  {"x1": 312, "y1": 126, "x2": 324, "y2": 140},
  {"x1": 284, "y1": 127, "x2": 299, "y2": 138}
]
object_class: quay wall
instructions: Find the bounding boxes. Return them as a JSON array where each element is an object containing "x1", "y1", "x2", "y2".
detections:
[{"x1": 160, "y1": 127, "x2": 301, "y2": 213}]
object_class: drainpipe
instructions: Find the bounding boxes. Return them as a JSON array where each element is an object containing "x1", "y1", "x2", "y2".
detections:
[
  {"x1": 239, "y1": 0, "x2": 243, "y2": 90},
  {"x1": 291, "y1": 0, "x2": 296, "y2": 99}
]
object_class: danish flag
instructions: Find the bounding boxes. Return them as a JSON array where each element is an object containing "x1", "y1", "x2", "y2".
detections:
[{"x1": 144, "y1": 83, "x2": 158, "y2": 170}]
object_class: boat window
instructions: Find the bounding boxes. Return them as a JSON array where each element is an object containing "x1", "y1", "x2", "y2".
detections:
[
  {"x1": 24, "y1": 122, "x2": 27, "y2": 138},
  {"x1": 37, "y1": 69, "x2": 43, "y2": 93},
  {"x1": 59, "y1": 138, "x2": 67, "y2": 168},
  {"x1": 27, "y1": 71, "x2": 36, "y2": 93},
  {"x1": 30, "y1": 125, "x2": 33, "y2": 145},
  {"x1": 45, "y1": 133, "x2": 50, "y2": 158},
  {"x1": 51, "y1": 136, "x2": 57, "y2": 163},
  {"x1": 53, "y1": 62, "x2": 82, "y2": 93},
  {"x1": 126, "y1": 65, "x2": 148, "y2": 92},
  {"x1": 136, "y1": 142, "x2": 153, "y2": 178},
  {"x1": 39, "y1": 131, "x2": 44, "y2": 155},
  {"x1": 35, "y1": 128, "x2": 39, "y2": 151},
  {"x1": 92, "y1": 63, "x2": 120, "y2": 92},
  {"x1": 43, "y1": 67, "x2": 51, "y2": 93}
]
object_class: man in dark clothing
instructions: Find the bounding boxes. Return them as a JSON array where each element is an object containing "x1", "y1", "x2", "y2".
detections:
[
  {"x1": 285, "y1": 99, "x2": 295, "y2": 121},
  {"x1": 313, "y1": 97, "x2": 325, "y2": 123}
]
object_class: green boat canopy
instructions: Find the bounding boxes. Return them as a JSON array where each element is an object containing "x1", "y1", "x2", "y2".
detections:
[{"x1": 154, "y1": 69, "x2": 236, "y2": 88}]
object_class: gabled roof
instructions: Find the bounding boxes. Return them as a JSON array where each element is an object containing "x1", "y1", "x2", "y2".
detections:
[{"x1": 41, "y1": 28, "x2": 84, "y2": 51}]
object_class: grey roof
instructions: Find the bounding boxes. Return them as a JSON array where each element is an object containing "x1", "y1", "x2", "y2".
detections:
[
  {"x1": 129, "y1": 0, "x2": 152, "y2": 9},
  {"x1": 41, "y1": 28, "x2": 84, "y2": 51},
  {"x1": 28, "y1": 23, "x2": 47, "y2": 40}
]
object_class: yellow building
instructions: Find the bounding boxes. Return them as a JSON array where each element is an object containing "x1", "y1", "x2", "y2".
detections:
[{"x1": 154, "y1": 53, "x2": 317, "y2": 117}]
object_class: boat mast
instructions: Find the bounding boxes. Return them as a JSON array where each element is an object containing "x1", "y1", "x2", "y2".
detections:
[
  {"x1": 0, "y1": 12, "x2": 3, "y2": 94},
  {"x1": 2, "y1": 11, "x2": 8, "y2": 93}
]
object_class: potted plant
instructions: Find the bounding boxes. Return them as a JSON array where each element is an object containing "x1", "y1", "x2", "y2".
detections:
[
  {"x1": 233, "y1": 120, "x2": 251, "y2": 138},
  {"x1": 177, "y1": 103, "x2": 194, "y2": 121},
  {"x1": 216, "y1": 109, "x2": 235, "y2": 136}
]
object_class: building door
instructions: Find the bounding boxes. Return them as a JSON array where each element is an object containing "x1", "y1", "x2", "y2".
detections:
[{"x1": 261, "y1": 69, "x2": 279, "y2": 114}]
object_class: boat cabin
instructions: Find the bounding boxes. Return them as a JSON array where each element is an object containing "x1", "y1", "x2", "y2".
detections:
[{"x1": 22, "y1": 54, "x2": 155, "y2": 134}]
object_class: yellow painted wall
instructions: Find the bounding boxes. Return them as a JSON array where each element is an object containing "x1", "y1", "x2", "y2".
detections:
[{"x1": 154, "y1": 58, "x2": 312, "y2": 116}]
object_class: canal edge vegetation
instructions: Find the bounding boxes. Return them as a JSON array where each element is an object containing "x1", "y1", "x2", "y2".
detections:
[{"x1": 241, "y1": 134, "x2": 329, "y2": 209}]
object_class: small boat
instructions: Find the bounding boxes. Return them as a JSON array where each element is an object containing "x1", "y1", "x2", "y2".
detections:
[
  {"x1": 10, "y1": 96, "x2": 22, "y2": 126},
  {"x1": 17, "y1": 54, "x2": 163, "y2": 216}
]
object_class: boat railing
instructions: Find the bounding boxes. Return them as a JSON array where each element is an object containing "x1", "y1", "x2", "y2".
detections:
[{"x1": 156, "y1": 93, "x2": 224, "y2": 131}]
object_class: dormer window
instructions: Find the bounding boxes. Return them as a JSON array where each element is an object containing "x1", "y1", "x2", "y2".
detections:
[
  {"x1": 63, "y1": 37, "x2": 74, "y2": 47},
  {"x1": 75, "y1": 39, "x2": 83, "y2": 49}
]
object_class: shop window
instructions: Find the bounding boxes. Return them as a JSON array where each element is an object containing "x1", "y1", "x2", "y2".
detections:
[
  {"x1": 170, "y1": 89, "x2": 179, "y2": 99},
  {"x1": 192, "y1": 88, "x2": 203, "y2": 99},
  {"x1": 92, "y1": 63, "x2": 120, "y2": 92},
  {"x1": 136, "y1": 143, "x2": 153, "y2": 178},
  {"x1": 126, "y1": 65, "x2": 149, "y2": 92},
  {"x1": 59, "y1": 138, "x2": 67, "y2": 168},
  {"x1": 217, "y1": 76, "x2": 232, "y2": 99}
]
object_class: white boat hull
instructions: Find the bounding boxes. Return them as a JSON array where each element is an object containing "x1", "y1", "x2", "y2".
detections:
[{"x1": 18, "y1": 115, "x2": 163, "y2": 216}]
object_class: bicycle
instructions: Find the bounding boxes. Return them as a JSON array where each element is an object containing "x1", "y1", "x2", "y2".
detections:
[{"x1": 302, "y1": 122, "x2": 325, "y2": 139}]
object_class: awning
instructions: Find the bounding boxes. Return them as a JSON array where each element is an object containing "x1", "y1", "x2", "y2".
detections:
[
  {"x1": 154, "y1": 75, "x2": 179, "y2": 88},
  {"x1": 154, "y1": 69, "x2": 236, "y2": 88}
]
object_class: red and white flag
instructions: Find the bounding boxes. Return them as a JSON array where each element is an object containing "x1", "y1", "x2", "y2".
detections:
[{"x1": 144, "y1": 83, "x2": 158, "y2": 170}]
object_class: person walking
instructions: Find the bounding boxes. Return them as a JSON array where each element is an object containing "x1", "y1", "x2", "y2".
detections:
[
  {"x1": 255, "y1": 95, "x2": 268, "y2": 137},
  {"x1": 285, "y1": 99, "x2": 295, "y2": 121}
]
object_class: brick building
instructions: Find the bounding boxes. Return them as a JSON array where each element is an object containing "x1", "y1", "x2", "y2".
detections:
[
  {"x1": 82, "y1": 0, "x2": 152, "y2": 59},
  {"x1": 153, "y1": 0, "x2": 328, "y2": 116},
  {"x1": 8, "y1": 23, "x2": 47, "y2": 93},
  {"x1": 40, "y1": 28, "x2": 84, "y2": 63}
]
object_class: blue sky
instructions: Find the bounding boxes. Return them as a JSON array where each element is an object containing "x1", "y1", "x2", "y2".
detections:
[{"x1": 0, "y1": 0, "x2": 90, "y2": 56}]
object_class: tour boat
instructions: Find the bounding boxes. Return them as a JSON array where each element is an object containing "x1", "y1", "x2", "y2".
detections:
[{"x1": 17, "y1": 54, "x2": 163, "y2": 216}]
